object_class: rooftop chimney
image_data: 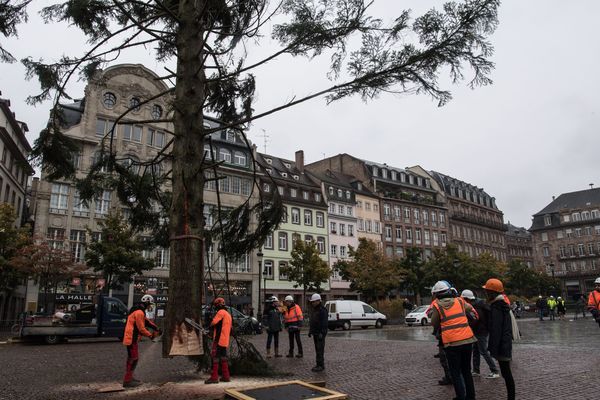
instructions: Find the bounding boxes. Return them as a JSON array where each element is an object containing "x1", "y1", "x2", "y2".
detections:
[
  {"x1": 552, "y1": 196, "x2": 555, "y2": 201},
  {"x1": 295, "y1": 150, "x2": 304, "y2": 173}
]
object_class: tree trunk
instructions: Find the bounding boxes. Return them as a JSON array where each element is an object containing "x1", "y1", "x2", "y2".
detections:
[{"x1": 163, "y1": 0, "x2": 207, "y2": 357}]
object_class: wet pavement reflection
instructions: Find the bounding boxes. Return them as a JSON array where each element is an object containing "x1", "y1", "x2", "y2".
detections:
[{"x1": 329, "y1": 318, "x2": 600, "y2": 348}]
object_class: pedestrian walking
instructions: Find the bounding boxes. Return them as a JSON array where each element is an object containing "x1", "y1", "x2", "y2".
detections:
[
  {"x1": 308, "y1": 293, "x2": 328, "y2": 372},
  {"x1": 547, "y1": 296, "x2": 557, "y2": 321},
  {"x1": 574, "y1": 294, "x2": 586, "y2": 320},
  {"x1": 430, "y1": 281, "x2": 478, "y2": 400},
  {"x1": 483, "y1": 278, "x2": 516, "y2": 400},
  {"x1": 263, "y1": 296, "x2": 283, "y2": 358},
  {"x1": 283, "y1": 295, "x2": 304, "y2": 358},
  {"x1": 587, "y1": 277, "x2": 600, "y2": 327},
  {"x1": 461, "y1": 289, "x2": 500, "y2": 379},
  {"x1": 205, "y1": 297, "x2": 232, "y2": 384},
  {"x1": 536, "y1": 295, "x2": 546, "y2": 321},
  {"x1": 556, "y1": 297, "x2": 566, "y2": 320},
  {"x1": 122, "y1": 295, "x2": 161, "y2": 388},
  {"x1": 402, "y1": 298, "x2": 413, "y2": 317}
]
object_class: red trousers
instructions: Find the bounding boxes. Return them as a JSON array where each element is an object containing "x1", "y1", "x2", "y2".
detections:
[
  {"x1": 209, "y1": 342, "x2": 230, "y2": 381},
  {"x1": 123, "y1": 343, "x2": 139, "y2": 383}
]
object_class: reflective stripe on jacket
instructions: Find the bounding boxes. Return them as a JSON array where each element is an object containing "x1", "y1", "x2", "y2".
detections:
[
  {"x1": 123, "y1": 309, "x2": 152, "y2": 346},
  {"x1": 284, "y1": 304, "x2": 303, "y2": 324},
  {"x1": 211, "y1": 309, "x2": 232, "y2": 347},
  {"x1": 432, "y1": 297, "x2": 474, "y2": 346},
  {"x1": 588, "y1": 291, "x2": 600, "y2": 311}
]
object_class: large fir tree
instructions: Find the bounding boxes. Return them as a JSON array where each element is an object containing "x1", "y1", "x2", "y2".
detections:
[{"x1": 7, "y1": 0, "x2": 500, "y2": 356}]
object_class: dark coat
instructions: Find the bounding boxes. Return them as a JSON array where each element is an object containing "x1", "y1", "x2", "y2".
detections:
[
  {"x1": 487, "y1": 298, "x2": 512, "y2": 361},
  {"x1": 263, "y1": 305, "x2": 283, "y2": 332},
  {"x1": 469, "y1": 298, "x2": 490, "y2": 336},
  {"x1": 309, "y1": 305, "x2": 328, "y2": 336}
]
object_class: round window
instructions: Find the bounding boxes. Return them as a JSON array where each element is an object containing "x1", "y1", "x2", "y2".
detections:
[
  {"x1": 151, "y1": 104, "x2": 163, "y2": 120},
  {"x1": 103, "y1": 92, "x2": 117, "y2": 109}
]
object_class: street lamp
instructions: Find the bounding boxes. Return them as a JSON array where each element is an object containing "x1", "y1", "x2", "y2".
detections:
[
  {"x1": 549, "y1": 262, "x2": 555, "y2": 296},
  {"x1": 257, "y1": 249, "x2": 264, "y2": 317}
]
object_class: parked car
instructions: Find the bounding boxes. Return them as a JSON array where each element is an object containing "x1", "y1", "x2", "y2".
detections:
[
  {"x1": 405, "y1": 305, "x2": 431, "y2": 327},
  {"x1": 202, "y1": 306, "x2": 262, "y2": 335},
  {"x1": 325, "y1": 300, "x2": 387, "y2": 330}
]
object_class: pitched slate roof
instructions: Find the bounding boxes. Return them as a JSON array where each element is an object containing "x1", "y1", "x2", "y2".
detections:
[{"x1": 533, "y1": 188, "x2": 600, "y2": 216}]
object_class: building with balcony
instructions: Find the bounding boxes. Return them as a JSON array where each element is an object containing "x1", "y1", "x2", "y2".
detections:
[
  {"x1": 307, "y1": 154, "x2": 448, "y2": 261},
  {"x1": 529, "y1": 188, "x2": 600, "y2": 297},
  {"x1": 0, "y1": 92, "x2": 34, "y2": 321},
  {"x1": 429, "y1": 171, "x2": 506, "y2": 261},
  {"x1": 505, "y1": 223, "x2": 533, "y2": 267},
  {"x1": 255, "y1": 151, "x2": 329, "y2": 306}
]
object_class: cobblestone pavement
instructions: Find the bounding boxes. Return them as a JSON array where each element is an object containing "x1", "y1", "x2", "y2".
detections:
[{"x1": 2, "y1": 318, "x2": 600, "y2": 400}]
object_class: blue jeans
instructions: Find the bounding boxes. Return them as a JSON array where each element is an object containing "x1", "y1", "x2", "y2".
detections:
[
  {"x1": 473, "y1": 334, "x2": 498, "y2": 374},
  {"x1": 549, "y1": 309, "x2": 556, "y2": 320},
  {"x1": 445, "y1": 343, "x2": 475, "y2": 400}
]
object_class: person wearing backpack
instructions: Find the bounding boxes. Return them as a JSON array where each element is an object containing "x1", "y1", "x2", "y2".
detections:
[{"x1": 483, "y1": 278, "x2": 515, "y2": 400}]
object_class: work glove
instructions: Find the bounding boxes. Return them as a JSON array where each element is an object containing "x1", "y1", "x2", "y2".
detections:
[
  {"x1": 156, "y1": 329, "x2": 163, "y2": 336},
  {"x1": 151, "y1": 331, "x2": 159, "y2": 339}
]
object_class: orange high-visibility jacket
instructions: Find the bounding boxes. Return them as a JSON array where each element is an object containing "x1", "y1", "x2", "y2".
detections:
[
  {"x1": 432, "y1": 297, "x2": 474, "y2": 346},
  {"x1": 588, "y1": 291, "x2": 600, "y2": 311},
  {"x1": 123, "y1": 309, "x2": 153, "y2": 346},
  {"x1": 211, "y1": 308, "x2": 232, "y2": 347},
  {"x1": 284, "y1": 304, "x2": 303, "y2": 324}
]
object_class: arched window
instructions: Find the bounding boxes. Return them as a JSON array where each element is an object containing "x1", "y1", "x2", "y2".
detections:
[
  {"x1": 234, "y1": 151, "x2": 247, "y2": 166},
  {"x1": 103, "y1": 92, "x2": 117, "y2": 109},
  {"x1": 219, "y1": 148, "x2": 231, "y2": 163}
]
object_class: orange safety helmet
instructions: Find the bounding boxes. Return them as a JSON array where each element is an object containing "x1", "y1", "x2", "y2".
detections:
[
  {"x1": 482, "y1": 278, "x2": 504, "y2": 293},
  {"x1": 213, "y1": 297, "x2": 226, "y2": 306}
]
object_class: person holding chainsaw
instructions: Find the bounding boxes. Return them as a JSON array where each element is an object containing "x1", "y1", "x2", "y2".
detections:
[
  {"x1": 205, "y1": 297, "x2": 232, "y2": 384},
  {"x1": 122, "y1": 294, "x2": 161, "y2": 388}
]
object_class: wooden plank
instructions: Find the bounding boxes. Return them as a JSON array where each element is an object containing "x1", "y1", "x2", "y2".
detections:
[
  {"x1": 225, "y1": 380, "x2": 347, "y2": 400},
  {"x1": 97, "y1": 383, "x2": 125, "y2": 393}
]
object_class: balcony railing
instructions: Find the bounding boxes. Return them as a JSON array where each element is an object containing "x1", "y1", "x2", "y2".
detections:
[{"x1": 451, "y1": 212, "x2": 507, "y2": 231}]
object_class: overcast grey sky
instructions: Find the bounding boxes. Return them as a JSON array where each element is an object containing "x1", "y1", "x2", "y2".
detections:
[{"x1": 1, "y1": 0, "x2": 599, "y2": 229}]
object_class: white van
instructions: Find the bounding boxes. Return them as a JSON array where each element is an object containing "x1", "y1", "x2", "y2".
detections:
[{"x1": 325, "y1": 300, "x2": 387, "y2": 330}]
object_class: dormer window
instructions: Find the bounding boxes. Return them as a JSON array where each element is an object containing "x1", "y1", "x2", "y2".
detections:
[
  {"x1": 227, "y1": 131, "x2": 235, "y2": 142},
  {"x1": 372, "y1": 166, "x2": 378, "y2": 177},
  {"x1": 265, "y1": 158, "x2": 272, "y2": 164},
  {"x1": 265, "y1": 168, "x2": 272, "y2": 174},
  {"x1": 391, "y1": 171, "x2": 397, "y2": 180},
  {"x1": 281, "y1": 172, "x2": 288, "y2": 178},
  {"x1": 329, "y1": 187, "x2": 334, "y2": 195},
  {"x1": 293, "y1": 175, "x2": 299, "y2": 180},
  {"x1": 337, "y1": 189, "x2": 342, "y2": 198},
  {"x1": 129, "y1": 97, "x2": 141, "y2": 112},
  {"x1": 283, "y1": 162, "x2": 291, "y2": 169},
  {"x1": 381, "y1": 169, "x2": 388, "y2": 179},
  {"x1": 346, "y1": 191, "x2": 351, "y2": 199},
  {"x1": 151, "y1": 104, "x2": 163, "y2": 120}
]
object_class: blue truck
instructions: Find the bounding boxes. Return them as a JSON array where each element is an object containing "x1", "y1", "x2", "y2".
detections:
[{"x1": 19, "y1": 296, "x2": 128, "y2": 344}]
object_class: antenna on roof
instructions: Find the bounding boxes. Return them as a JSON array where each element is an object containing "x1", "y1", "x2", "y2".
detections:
[
  {"x1": 259, "y1": 129, "x2": 269, "y2": 154},
  {"x1": 590, "y1": 183, "x2": 595, "y2": 189}
]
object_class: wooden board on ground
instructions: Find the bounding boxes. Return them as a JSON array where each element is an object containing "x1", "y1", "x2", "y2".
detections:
[
  {"x1": 97, "y1": 383, "x2": 125, "y2": 393},
  {"x1": 225, "y1": 380, "x2": 347, "y2": 400}
]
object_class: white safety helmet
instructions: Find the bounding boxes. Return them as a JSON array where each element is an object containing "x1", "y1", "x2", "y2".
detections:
[
  {"x1": 431, "y1": 280, "x2": 451, "y2": 294},
  {"x1": 285, "y1": 295, "x2": 294, "y2": 302},
  {"x1": 141, "y1": 294, "x2": 154, "y2": 304},
  {"x1": 595, "y1": 277, "x2": 600, "y2": 284},
  {"x1": 270, "y1": 296, "x2": 279, "y2": 302},
  {"x1": 310, "y1": 293, "x2": 322, "y2": 302},
  {"x1": 461, "y1": 289, "x2": 476, "y2": 300}
]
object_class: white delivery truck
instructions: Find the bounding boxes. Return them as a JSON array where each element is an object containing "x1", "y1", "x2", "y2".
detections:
[{"x1": 325, "y1": 300, "x2": 387, "y2": 331}]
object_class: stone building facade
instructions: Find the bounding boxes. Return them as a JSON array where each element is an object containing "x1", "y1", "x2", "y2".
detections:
[
  {"x1": 429, "y1": 171, "x2": 507, "y2": 261},
  {"x1": 505, "y1": 223, "x2": 533, "y2": 267},
  {"x1": 530, "y1": 188, "x2": 600, "y2": 297},
  {"x1": 307, "y1": 154, "x2": 449, "y2": 261},
  {"x1": 0, "y1": 93, "x2": 34, "y2": 321}
]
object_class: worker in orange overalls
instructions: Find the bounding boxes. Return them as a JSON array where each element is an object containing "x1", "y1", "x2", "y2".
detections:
[
  {"x1": 122, "y1": 294, "x2": 161, "y2": 388},
  {"x1": 430, "y1": 280, "x2": 479, "y2": 400},
  {"x1": 587, "y1": 277, "x2": 600, "y2": 326},
  {"x1": 205, "y1": 297, "x2": 233, "y2": 384},
  {"x1": 283, "y1": 295, "x2": 304, "y2": 358}
]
